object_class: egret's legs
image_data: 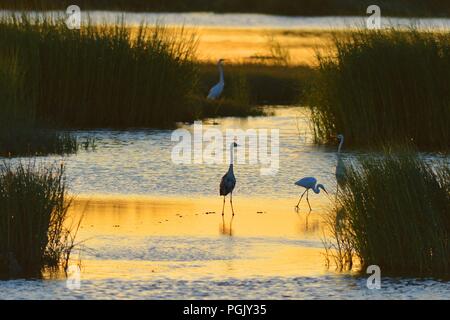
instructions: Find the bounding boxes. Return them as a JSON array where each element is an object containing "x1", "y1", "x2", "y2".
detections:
[
  {"x1": 305, "y1": 210, "x2": 311, "y2": 230},
  {"x1": 229, "y1": 216, "x2": 234, "y2": 236},
  {"x1": 222, "y1": 196, "x2": 226, "y2": 216},
  {"x1": 230, "y1": 192, "x2": 235, "y2": 216},
  {"x1": 296, "y1": 189, "x2": 307, "y2": 208},
  {"x1": 306, "y1": 190, "x2": 312, "y2": 211}
]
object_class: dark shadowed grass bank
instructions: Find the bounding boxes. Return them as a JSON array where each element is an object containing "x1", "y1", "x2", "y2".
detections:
[
  {"x1": 308, "y1": 28, "x2": 450, "y2": 150},
  {"x1": 0, "y1": 16, "x2": 199, "y2": 128},
  {"x1": 325, "y1": 150, "x2": 450, "y2": 276},
  {"x1": 0, "y1": 162, "x2": 79, "y2": 278},
  {"x1": 2, "y1": 0, "x2": 449, "y2": 17}
]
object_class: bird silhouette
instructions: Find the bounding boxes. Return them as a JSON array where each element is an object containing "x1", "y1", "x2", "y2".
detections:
[
  {"x1": 220, "y1": 141, "x2": 238, "y2": 216},
  {"x1": 207, "y1": 59, "x2": 225, "y2": 100},
  {"x1": 294, "y1": 177, "x2": 328, "y2": 211}
]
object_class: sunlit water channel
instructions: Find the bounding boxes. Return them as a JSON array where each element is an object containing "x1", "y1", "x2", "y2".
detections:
[{"x1": 0, "y1": 107, "x2": 448, "y2": 299}]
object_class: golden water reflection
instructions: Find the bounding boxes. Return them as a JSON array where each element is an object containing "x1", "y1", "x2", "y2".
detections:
[{"x1": 68, "y1": 196, "x2": 331, "y2": 280}]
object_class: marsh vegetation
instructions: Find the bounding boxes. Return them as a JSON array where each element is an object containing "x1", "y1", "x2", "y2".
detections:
[
  {"x1": 324, "y1": 150, "x2": 450, "y2": 276},
  {"x1": 0, "y1": 16, "x2": 199, "y2": 129},
  {"x1": 0, "y1": 162, "x2": 78, "y2": 278},
  {"x1": 308, "y1": 28, "x2": 450, "y2": 150}
]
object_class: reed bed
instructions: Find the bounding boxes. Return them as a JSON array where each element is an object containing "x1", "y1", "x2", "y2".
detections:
[
  {"x1": 325, "y1": 150, "x2": 450, "y2": 276},
  {"x1": 0, "y1": 46, "x2": 78, "y2": 156},
  {"x1": 0, "y1": 15, "x2": 199, "y2": 128},
  {"x1": 0, "y1": 162, "x2": 78, "y2": 278},
  {"x1": 308, "y1": 28, "x2": 450, "y2": 150}
]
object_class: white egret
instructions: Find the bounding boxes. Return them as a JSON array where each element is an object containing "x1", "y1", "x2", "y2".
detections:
[
  {"x1": 207, "y1": 59, "x2": 225, "y2": 100},
  {"x1": 335, "y1": 134, "x2": 347, "y2": 189},
  {"x1": 220, "y1": 141, "x2": 238, "y2": 216},
  {"x1": 294, "y1": 177, "x2": 328, "y2": 211}
]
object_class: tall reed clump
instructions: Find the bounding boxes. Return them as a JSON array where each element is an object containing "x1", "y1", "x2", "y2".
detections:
[
  {"x1": 0, "y1": 15, "x2": 199, "y2": 128},
  {"x1": 308, "y1": 28, "x2": 450, "y2": 150},
  {"x1": 326, "y1": 150, "x2": 450, "y2": 276},
  {"x1": 0, "y1": 162, "x2": 79, "y2": 278},
  {"x1": 0, "y1": 43, "x2": 78, "y2": 156}
]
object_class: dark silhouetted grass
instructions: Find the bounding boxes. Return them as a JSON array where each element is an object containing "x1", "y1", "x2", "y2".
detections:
[
  {"x1": 0, "y1": 47, "x2": 78, "y2": 156},
  {"x1": 308, "y1": 28, "x2": 450, "y2": 150},
  {"x1": 326, "y1": 150, "x2": 450, "y2": 276},
  {"x1": 0, "y1": 162, "x2": 79, "y2": 278},
  {"x1": 0, "y1": 15, "x2": 199, "y2": 128},
  {"x1": 2, "y1": 0, "x2": 449, "y2": 17}
]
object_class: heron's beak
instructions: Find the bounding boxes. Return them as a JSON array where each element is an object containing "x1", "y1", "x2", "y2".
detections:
[{"x1": 323, "y1": 188, "x2": 329, "y2": 195}]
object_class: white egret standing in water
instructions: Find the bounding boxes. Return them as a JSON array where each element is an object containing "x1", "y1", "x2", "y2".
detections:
[
  {"x1": 207, "y1": 59, "x2": 225, "y2": 100},
  {"x1": 294, "y1": 177, "x2": 328, "y2": 211},
  {"x1": 220, "y1": 142, "x2": 238, "y2": 216}
]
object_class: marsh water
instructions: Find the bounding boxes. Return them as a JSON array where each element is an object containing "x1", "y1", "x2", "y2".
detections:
[{"x1": 0, "y1": 107, "x2": 449, "y2": 299}]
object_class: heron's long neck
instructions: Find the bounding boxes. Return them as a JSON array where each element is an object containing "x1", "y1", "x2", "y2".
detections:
[
  {"x1": 312, "y1": 185, "x2": 321, "y2": 194},
  {"x1": 229, "y1": 144, "x2": 234, "y2": 165},
  {"x1": 228, "y1": 144, "x2": 234, "y2": 172},
  {"x1": 338, "y1": 139, "x2": 344, "y2": 154},
  {"x1": 218, "y1": 64, "x2": 224, "y2": 83}
]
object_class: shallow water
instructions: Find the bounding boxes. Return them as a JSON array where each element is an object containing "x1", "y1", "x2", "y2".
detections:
[
  {"x1": 0, "y1": 107, "x2": 449, "y2": 299},
  {"x1": 13, "y1": 108, "x2": 347, "y2": 198},
  {"x1": 14, "y1": 107, "x2": 445, "y2": 198},
  {"x1": 1, "y1": 197, "x2": 449, "y2": 300}
]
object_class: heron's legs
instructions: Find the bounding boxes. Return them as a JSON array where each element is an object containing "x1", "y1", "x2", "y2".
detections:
[
  {"x1": 221, "y1": 215, "x2": 226, "y2": 234},
  {"x1": 229, "y1": 216, "x2": 234, "y2": 236},
  {"x1": 296, "y1": 189, "x2": 307, "y2": 208},
  {"x1": 305, "y1": 210, "x2": 310, "y2": 230},
  {"x1": 222, "y1": 196, "x2": 226, "y2": 216},
  {"x1": 306, "y1": 190, "x2": 312, "y2": 211},
  {"x1": 230, "y1": 192, "x2": 235, "y2": 216}
]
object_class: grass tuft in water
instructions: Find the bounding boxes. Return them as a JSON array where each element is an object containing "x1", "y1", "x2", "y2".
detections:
[
  {"x1": 308, "y1": 28, "x2": 450, "y2": 150},
  {"x1": 0, "y1": 162, "x2": 79, "y2": 278},
  {"x1": 325, "y1": 149, "x2": 450, "y2": 276}
]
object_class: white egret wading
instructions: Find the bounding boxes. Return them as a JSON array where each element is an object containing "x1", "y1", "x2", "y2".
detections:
[
  {"x1": 220, "y1": 142, "x2": 238, "y2": 216},
  {"x1": 207, "y1": 59, "x2": 225, "y2": 100},
  {"x1": 294, "y1": 177, "x2": 328, "y2": 211}
]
